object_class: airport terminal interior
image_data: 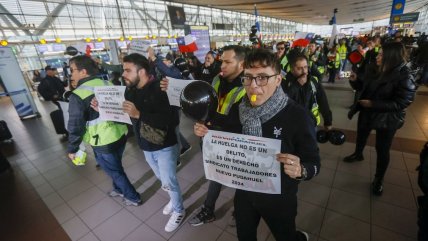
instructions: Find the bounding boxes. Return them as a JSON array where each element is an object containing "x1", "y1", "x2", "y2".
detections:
[{"x1": 1, "y1": 0, "x2": 428, "y2": 241}]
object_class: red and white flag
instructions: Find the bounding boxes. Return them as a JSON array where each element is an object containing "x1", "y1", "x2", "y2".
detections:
[{"x1": 177, "y1": 34, "x2": 198, "y2": 53}]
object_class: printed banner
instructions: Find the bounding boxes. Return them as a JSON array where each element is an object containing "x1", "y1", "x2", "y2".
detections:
[
  {"x1": 129, "y1": 40, "x2": 152, "y2": 58},
  {"x1": 94, "y1": 86, "x2": 131, "y2": 124},
  {"x1": 165, "y1": 77, "x2": 196, "y2": 107},
  {"x1": 203, "y1": 130, "x2": 282, "y2": 194}
]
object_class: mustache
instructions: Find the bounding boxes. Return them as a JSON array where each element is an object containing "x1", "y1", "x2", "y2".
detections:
[{"x1": 297, "y1": 73, "x2": 307, "y2": 79}]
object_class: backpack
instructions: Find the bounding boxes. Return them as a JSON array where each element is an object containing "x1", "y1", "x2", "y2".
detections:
[{"x1": 418, "y1": 142, "x2": 428, "y2": 194}]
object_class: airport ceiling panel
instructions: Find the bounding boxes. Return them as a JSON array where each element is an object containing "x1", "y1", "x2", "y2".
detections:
[{"x1": 169, "y1": 0, "x2": 428, "y2": 24}]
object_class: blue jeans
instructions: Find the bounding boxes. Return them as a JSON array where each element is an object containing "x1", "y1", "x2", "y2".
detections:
[
  {"x1": 143, "y1": 144, "x2": 184, "y2": 213},
  {"x1": 94, "y1": 144, "x2": 140, "y2": 203}
]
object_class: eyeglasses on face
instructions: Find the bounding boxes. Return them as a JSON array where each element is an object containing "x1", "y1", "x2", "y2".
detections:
[
  {"x1": 277, "y1": 47, "x2": 285, "y2": 50},
  {"x1": 241, "y1": 74, "x2": 279, "y2": 86}
]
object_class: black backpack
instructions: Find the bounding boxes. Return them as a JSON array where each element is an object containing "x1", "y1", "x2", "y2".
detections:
[{"x1": 418, "y1": 142, "x2": 428, "y2": 194}]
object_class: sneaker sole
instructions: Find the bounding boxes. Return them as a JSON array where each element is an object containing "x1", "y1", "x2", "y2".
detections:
[
  {"x1": 180, "y1": 147, "x2": 192, "y2": 157},
  {"x1": 189, "y1": 218, "x2": 215, "y2": 227}
]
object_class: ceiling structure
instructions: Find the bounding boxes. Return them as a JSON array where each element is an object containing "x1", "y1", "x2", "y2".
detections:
[{"x1": 169, "y1": 0, "x2": 428, "y2": 25}]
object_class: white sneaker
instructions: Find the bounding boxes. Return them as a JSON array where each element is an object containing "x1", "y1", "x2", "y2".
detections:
[
  {"x1": 165, "y1": 211, "x2": 185, "y2": 232},
  {"x1": 163, "y1": 201, "x2": 173, "y2": 215}
]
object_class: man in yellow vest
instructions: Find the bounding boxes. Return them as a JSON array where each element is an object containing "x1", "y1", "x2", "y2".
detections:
[
  {"x1": 67, "y1": 55, "x2": 141, "y2": 206},
  {"x1": 338, "y1": 38, "x2": 349, "y2": 73},
  {"x1": 276, "y1": 41, "x2": 291, "y2": 73},
  {"x1": 161, "y1": 45, "x2": 246, "y2": 226},
  {"x1": 282, "y1": 51, "x2": 333, "y2": 130}
]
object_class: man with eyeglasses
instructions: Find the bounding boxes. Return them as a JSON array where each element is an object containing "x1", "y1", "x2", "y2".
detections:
[
  {"x1": 282, "y1": 50, "x2": 333, "y2": 131},
  {"x1": 195, "y1": 48, "x2": 319, "y2": 241},
  {"x1": 67, "y1": 55, "x2": 141, "y2": 207},
  {"x1": 185, "y1": 45, "x2": 247, "y2": 226},
  {"x1": 276, "y1": 41, "x2": 291, "y2": 72}
]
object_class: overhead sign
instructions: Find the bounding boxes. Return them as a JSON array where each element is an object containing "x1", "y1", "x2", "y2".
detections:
[{"x1": 391, "y1": 12, "x2": 420, "y2": 23}]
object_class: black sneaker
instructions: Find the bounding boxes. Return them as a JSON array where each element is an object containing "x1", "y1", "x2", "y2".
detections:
[
  {"x1": 180, "y1": 146, "x2": 192, "y2": 157},
  {"x1": 372, "y1": 177, "x2": 383, "y2": 196},
  {"x1": 188, "y1": 206, "x2": 215, "y2": 226},
  {"x1": 297, "y1": 231, "x2": 309, "y2": 241},
  {"x1": 343, "y1": 153, "x2": 364, "y2": 163},
  {"x1": 176, "y1": 160, "x2": 181, "y2": 168}
]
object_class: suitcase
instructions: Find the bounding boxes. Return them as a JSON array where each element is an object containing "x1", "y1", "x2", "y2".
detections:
[
  {"x1": 50, "y1": 109, "x2": 68, "y2": 135},
  {"x1": 0, "y1": 120, "x2": 12, "y2": 141}
]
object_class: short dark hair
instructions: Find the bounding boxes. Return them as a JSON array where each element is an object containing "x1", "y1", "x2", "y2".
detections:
[
  {"x1": 222, "y1": 45, "x2": 246, "y2": 61},
  {"x1": 288, "y1": 49, "x2": 308, "y2": 67},
  {"x1": 69, "y1": 55, "x2": 99, "y2": 76},
  {"x1": 122, "y1": 53, "x2": 150, "y2": 74},
  {"x1": 244, "y1": 48, "x2": 281, "y2": 74}
]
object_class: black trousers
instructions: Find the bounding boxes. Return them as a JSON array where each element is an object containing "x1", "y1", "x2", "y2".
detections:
[
  {"x1": 0, "y1": 150, "x2": 11, "y2": 173},
  {"x1": 355, "y1": 114, "x2": 397, "y2": 179},
  {"x1": 418, "y1": 195, "x2": 428, "y2": 241},
  {"x1": 234, "y1": 189, "x2": 302, "y2": 241},
  {"x1": 204, "y1": 180, "x2": 222, "y2": 210},
  {"x1": 328, "y1": 67, "x2": 337, "y2": 83}
]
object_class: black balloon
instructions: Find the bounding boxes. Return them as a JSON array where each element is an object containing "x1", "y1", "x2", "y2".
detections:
[
  {"x1": 316, "y1": 130, "x2": 329, "y2": 143},
  {"x1": 65, "y1": 46, "x2": 79, "y2": 56},
  {"x1": 328, "y1": 130, "x2": 346, "y2": 145},
  {"x1": 180, "y1": 81, "x2": 218, "y2": 122}
]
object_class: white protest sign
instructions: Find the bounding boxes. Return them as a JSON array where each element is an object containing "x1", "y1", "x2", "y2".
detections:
[
  {"x1": 165, "y1": 77, "x2": 196, "y2": 106},
  {"x1": 129, "y1": 40, "x2": 151, "y2": 57},
  {"x1": 94, "y1": 86, "x2": 131, "y2": 124},
  {"x1": 203, "y1": 130, "x2": 282, "y2": 194}
]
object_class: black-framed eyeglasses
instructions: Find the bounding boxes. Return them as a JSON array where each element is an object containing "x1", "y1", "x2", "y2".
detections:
[
  {"x1": 241, "y1": 74, "x2": 279, "y2": 86},
  {"x1": 277, "y1": 47, "x2": 285, "y2": 50}
]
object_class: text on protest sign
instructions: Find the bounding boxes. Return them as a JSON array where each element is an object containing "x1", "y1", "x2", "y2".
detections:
[
  {"x1": 203, "y1": 130, "x2": 282, "y2": 194},
  {"x1": 94, "y1": 86, "x2": 131, "y2": 124},
  {"x1": 165, "y1": 77, "x2": 196, "y2": 106}
]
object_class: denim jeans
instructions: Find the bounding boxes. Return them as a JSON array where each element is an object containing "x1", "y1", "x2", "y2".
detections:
[
  {"x1": 143, "y1": 144, "x2": 184, "y2": 213},
  {"x1": 93, "y1": 144, "x2": 140, "y2": 203}
]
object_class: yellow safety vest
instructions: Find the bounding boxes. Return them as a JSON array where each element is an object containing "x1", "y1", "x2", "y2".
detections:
[
  {"x1": 280, "y1": 55, "x2": 290, "y2": 72},
  {"x1": 308, "y1": 52, "x2": 325, "y2": 74},
  {"x1": 212, "y1": 75, "x2": 246, "y2": 115},
  {"x1": 309, "y1": 77, "x2": 321, "y2": 125},
  {"x1": 338, "y1": 45, "x2": 347, "y2": 60},
  {"x1": 73, "y1": 78, "x2": 127, "y2": 147}
]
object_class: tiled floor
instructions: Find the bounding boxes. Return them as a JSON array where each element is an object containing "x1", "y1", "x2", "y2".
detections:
[{"x1": 0, "y1": 79, "x2": 426, "y2": 241}]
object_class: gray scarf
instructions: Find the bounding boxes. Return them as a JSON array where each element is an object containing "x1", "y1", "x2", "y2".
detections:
[{"x1": 239, "y1": 87, "x2": 288, "y2": 137}]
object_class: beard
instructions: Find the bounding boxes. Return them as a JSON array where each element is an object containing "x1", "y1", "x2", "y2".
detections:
[{"x1": 123, "y1": 76, "x2": 140, "y2": 88}]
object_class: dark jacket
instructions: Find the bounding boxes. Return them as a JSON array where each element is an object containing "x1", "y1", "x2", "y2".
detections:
[
  {"x1": 125, "y1": 79, "x2": 179, "y2": 152},
  {"x1": 67, "y1": 76, "x2": 126, "y2": 154},
  {"x1": 349, "y1": 63, "x2": 416, "y2": 130},
  {"x1": 282, "y1": 72, "x2": 333, "y2": 126},
  {"x1": 245, "y1": 99, "x2": 320, "y2": 197},
  {"x1": 201, "y1": 61, "x2": 221, "y2": 84},
  {"x1": 38, "y1": 75, "x2": 65, "y2": 101},
  {"x1": 210, "y1": 73, "x2": 244, "y2": 134}
]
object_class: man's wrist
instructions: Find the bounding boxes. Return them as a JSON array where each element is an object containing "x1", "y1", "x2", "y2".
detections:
[{"x1": 295, "y1": 164, "x2": 308, "y2": 180}]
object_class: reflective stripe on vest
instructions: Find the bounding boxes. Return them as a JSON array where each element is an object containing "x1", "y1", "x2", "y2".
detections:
[
  {"x1": 212, "y1": 75, "x2": 246, "y2": 115},
  {"x1": 72, "y1": 78, "x2": 127, "y2": 146},
  {"x1": 309, "y1": 79, "x2": 321, "y2": 125}
]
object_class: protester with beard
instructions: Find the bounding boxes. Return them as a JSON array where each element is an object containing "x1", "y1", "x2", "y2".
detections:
[
  {"x1": 282, "y1": 51, "x2": 333, "y2": 130},
  {"x1": 121, "y1": 53, "x2": 185, "y2": 232}
]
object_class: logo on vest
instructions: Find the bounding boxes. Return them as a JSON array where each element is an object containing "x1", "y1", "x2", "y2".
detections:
[{"x1": 273, "y1": 126, "x2": 282, "y2": 138}]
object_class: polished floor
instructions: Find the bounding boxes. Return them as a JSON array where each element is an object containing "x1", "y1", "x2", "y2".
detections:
[{"x1": 0, "y1": 80, "x2": 426, "y2": 241}]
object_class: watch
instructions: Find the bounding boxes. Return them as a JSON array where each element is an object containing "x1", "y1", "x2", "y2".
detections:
[{"x1": 295, "y1": 164, "x2": 308, "y2": 180}]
